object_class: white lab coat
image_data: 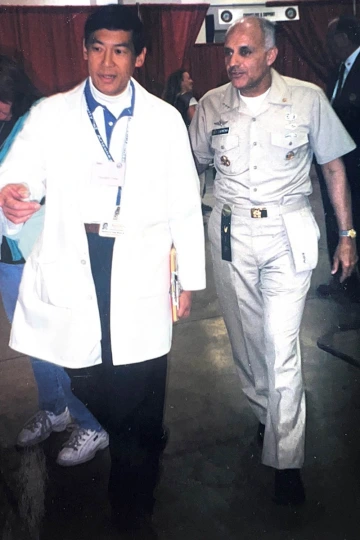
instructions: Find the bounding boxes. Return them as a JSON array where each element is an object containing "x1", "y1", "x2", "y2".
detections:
[{"x1": 0, "y1": 79, "x2": 206, "y2": 368}]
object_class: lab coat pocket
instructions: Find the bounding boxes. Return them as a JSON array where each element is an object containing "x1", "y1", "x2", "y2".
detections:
[
  {"x1": 35, "y1": 259, "x2": 91, "y2": 308},
  {"x1": 282, "y1": 207, "x2": 320, "y2": 273}
]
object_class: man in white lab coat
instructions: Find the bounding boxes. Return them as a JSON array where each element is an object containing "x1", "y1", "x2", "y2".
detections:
[{"x1": 0, "y1": 4, "x2": 205, "y2": 533}]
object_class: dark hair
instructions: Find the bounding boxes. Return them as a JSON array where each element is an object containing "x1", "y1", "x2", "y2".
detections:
[
  {"x1": 0, "y1": 55, "x2": 41, "y2": 119},
  {"x1": 84, "y1": 4, "x2": 145, "y2": 56},
  {"x1": 334, "y1": 15, "x2": 360, "y2": 45},
  {"x1": 163, "y1": 69, "x2": 186, "y2": 106}
]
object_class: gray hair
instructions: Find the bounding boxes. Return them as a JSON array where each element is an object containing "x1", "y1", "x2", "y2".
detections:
[{"x1": 226, "y1": 16, "x2": 276, "y2": 50}]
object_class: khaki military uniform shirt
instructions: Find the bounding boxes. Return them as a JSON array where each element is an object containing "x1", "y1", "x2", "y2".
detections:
[{"x1": 189, "y1": 69, "x2": 356, "y2": 207}]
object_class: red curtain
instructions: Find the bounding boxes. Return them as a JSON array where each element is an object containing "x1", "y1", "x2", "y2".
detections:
[
  {"x1": 189, "y1": 43, "x2": 228, "y2": 99},
  {"x1": 269, "y1": 1, "x2": 358, "y2": 85},
  {"x1": 1, "y1": 3, "x2": 357, "y2": 101},
  {"x1": 189, "y1": 0, "x2": 360, "y2": 99},
  {"x1": 137, "y1": 4, "x2": 209, "y2": 96},
  {"x1": 274, "y1": 24, "x2": 326, "y2": 89},
  {"x1": 0, "y1": 6, "x2": 97, "y2": 95},
  {"x1": 0, "y1": 5, "x2": 208, "y2": 99}
]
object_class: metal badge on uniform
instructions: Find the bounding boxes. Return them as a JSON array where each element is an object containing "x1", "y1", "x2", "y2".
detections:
[
  {"x1": 221, "y1": 156, "x2": 231, "y2": 167},
  {"x1": 212, "y1": 127, "x2": 229, "y2": 136},
  {"x1": 221, "y1": 204, "x2": 232, "y2": 262},
  {"x1": 349, "y1": 93, "x2": 357, "y2": 102},
  {"x1": 91, "y1": 161, "x2": 126, "y2": 187}
]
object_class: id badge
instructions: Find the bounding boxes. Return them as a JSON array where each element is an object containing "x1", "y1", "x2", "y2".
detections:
[
  {"x1": 99, "y1": 206, "x2": 125, "y2": 237},
  {"x1": 91, "y1": 161, "x2": 125, "y2": 187}
]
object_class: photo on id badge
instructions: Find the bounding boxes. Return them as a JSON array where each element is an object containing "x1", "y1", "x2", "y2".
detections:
[{"x1": 99, "y1": 206, "x2": 124, "y2": 237}]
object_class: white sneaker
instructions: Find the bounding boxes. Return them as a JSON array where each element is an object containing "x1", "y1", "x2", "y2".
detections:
[
  {"x1": 17, "y1": 407, "x2": 71, "y2": 447},
  {"x1": 56, "y1": 427, "x2": 109, "y2": 467}
]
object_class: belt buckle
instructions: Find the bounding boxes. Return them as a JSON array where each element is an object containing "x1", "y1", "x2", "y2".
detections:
[{"x1": 251, "y1": 207, "x2": 267, "y2": 218}]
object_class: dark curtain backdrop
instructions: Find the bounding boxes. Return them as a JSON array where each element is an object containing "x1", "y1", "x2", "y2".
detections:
[
  {"x1": 0, "y1": 4, "x2": 208, "y2": 98},
  {"x1": 189, "y1": 44, "x2": 228, "y2": 100},
  {"x1": 0, "y1": 6, "x2": 96, "y2": 95},
  {"x1": 189, "y1": 1, "x2": 360, "y2": 98},
  {"x1": 271, "y1": 0, "x2": 357, "y2": 88},
  {"x1": 0, "y1": 3, "x2": 359, "y2": 100},
  {"x1": 137, "y1": 4, "x2": 208, "y2": 96}
]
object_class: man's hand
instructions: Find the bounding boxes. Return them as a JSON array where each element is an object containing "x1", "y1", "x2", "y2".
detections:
[
  {"x1": 177, "y1": 290, "x2": 192, "y2": 319},
  {"x1": 0, "y1": 183, "x2": 40, "y2": 223},
  {"x1": 332, "y1": 237, "x2": 358, "y2": 282}
]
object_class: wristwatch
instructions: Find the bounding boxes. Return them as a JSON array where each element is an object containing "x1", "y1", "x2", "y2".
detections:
[{"x1": 339, "y1": 229, "x2": 357, "y2": 238}]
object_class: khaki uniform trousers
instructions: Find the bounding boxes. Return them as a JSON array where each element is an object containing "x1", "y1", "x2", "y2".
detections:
[{"x1": 209, "y1": 203, "x2": 312, "y2": 469}]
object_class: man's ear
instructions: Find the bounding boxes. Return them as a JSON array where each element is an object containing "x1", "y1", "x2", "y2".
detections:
[
  {"x1": 83, "y1": 39, "x2": 88, "y2": 61},
  {"x1": 135, "y1": 48, "x2": 147, "y2": 69},
  {"x1": 335, "y1": 32, "x2": 349, "y2": 48},
  {"x1": 266, "y1": 47, "x2": 278, "y2": 67}
]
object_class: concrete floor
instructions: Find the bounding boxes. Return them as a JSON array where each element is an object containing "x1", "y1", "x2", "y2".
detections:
[{"x1": 1, "y1": 170, "x2": 360, "y2": 539}]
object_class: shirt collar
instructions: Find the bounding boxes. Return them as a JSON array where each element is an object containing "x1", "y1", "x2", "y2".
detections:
[
  {"x1": 344, "y1": 46, "x2": 360, "y2": 71},
  {"x1": 84, "y1": 78, "x2": 136, "y2": 118},
  {"x1": 221, "y1": 69, "x2": 291, "y2": 113},
  {"x1": 221, "y1": 83, "x2": 240, "y2": 112},
  {"x1": 267, "y1": 69, "x2": 292, "y2": 106}
]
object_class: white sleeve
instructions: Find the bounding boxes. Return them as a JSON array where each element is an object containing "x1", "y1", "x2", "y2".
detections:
[
  {"x1": 167, "y1": 110, "x2": 206, "y2": 291},
  {"x1": 189, "y1": 98, "x2": 214, "y2": 171},
  {"x1": 0, "y1": 207, "x2": 23, "y2": 239},
  {"x1": 0, "y1": 100, "x2": 47, "y2": 202}
]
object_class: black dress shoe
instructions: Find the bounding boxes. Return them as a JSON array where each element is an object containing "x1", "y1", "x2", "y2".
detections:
[
  {"x1": 257, "y1": 422, "x2": 265, "y2": 446},
  {"x1": 317, "y1": 281, "x2": 360, "y2": 303},
  {"x1": 111, "y1": 506, "x2": 158, "y2": 538},
  {"x1": 274, "y1": 469, "x2": 306, "y2": 506}
]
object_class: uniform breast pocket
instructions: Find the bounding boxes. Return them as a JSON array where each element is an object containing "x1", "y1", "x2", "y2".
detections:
[
  {"x1": 270, "y1": 132, "x2": 309, "y2": 163},
  {"x1": 211, "y1": 135, "x2": 245, "y2": 175}
]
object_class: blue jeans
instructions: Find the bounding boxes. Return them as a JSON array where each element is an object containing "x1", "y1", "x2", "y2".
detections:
[{"x1": 0, "y1": 261, "x2": 101, "y2": 431}]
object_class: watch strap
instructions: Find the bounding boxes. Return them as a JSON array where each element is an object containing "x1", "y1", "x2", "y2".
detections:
[{"x1": 339, "y1": 229, "x2": 357, "y2": 238}]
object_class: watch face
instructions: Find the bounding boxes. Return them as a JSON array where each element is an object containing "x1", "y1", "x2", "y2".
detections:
[{"x1": 349, "y1": 229, "x2": 357, "y2": 238}]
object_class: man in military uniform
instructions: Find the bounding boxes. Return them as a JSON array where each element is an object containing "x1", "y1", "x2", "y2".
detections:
[{"x1": 189, "y1": 16, "x2": 357, "y2": 504}]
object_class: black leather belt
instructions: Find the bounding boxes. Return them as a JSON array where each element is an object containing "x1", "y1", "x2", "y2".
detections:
[{"x1": 84, "y1": 223, "x2": 100, "y2": 234}]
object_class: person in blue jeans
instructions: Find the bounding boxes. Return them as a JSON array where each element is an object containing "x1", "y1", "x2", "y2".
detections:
[{"x1": 0, "y1": 55, "x2": 108, "y2": 466}]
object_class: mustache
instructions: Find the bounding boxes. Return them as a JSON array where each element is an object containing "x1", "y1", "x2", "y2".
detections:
[{"x1": 228, "y1": 67, "x2": 245, "y2": 75}]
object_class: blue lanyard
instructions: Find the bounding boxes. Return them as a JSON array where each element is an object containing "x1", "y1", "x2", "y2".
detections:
[{"x1": 84, "y1": 80, "x2": 135, "y2": 205}]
